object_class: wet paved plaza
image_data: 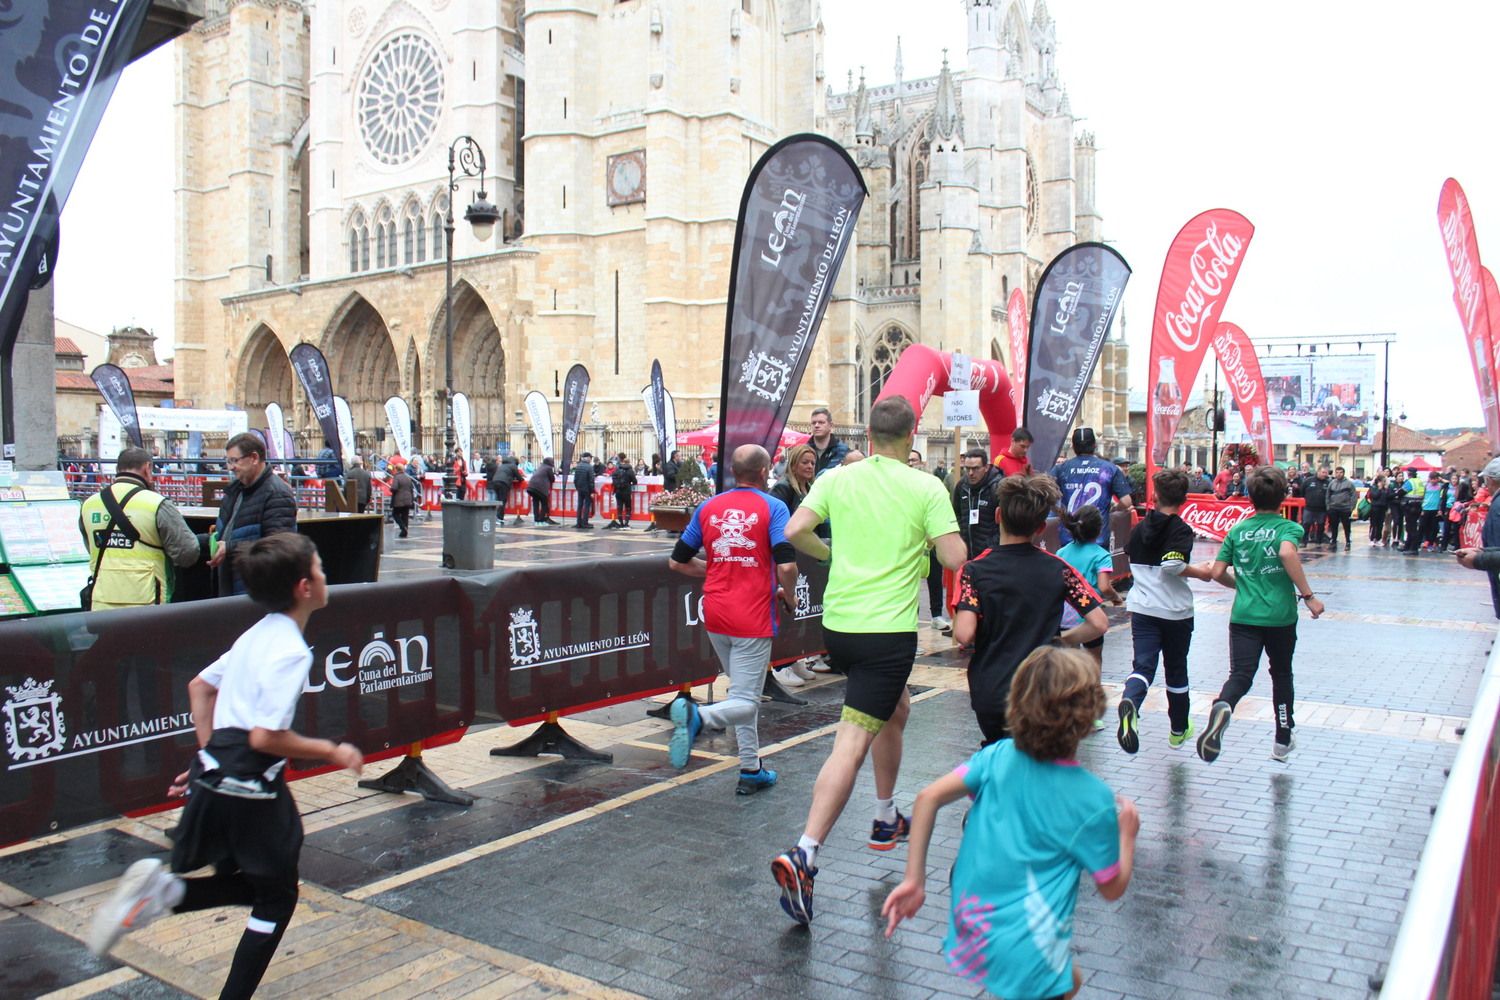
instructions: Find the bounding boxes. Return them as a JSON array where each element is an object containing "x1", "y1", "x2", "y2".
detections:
[{"x1": 0, "y1": 516, "x2": 1490, "y2": 998}]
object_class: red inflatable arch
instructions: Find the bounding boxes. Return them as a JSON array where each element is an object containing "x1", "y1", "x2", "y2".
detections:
[{"x1": 873, "y1": 343, "x2": 1018, "y2": 459}]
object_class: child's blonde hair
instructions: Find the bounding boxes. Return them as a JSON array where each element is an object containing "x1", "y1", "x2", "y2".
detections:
[{"x1": 1008, "y1": 646, "x2": 1105, "y2": 761}]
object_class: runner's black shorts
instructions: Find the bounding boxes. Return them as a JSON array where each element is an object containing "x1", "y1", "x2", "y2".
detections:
[{"x1": 823, "y1": 627, "x2": 918, "y2": 734}]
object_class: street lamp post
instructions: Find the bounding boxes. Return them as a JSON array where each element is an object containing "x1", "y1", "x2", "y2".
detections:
[{"x1": 443, "y1": 136, "x2": 501, "y2": 498}]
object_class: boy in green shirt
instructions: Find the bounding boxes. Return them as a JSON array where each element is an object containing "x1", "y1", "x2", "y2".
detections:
[{"x1": 1199, "y1": 465, "x2": 1325, "y2": 764}]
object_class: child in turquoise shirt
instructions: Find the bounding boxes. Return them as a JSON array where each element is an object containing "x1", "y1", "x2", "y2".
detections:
[{"x1": 883, "y1": 646, "x2": 1140, "y2": 999}]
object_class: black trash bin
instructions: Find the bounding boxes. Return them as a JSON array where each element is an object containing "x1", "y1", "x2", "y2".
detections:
[{"x1": 441, "y1": 500, "x2": 499, "y2": 569}]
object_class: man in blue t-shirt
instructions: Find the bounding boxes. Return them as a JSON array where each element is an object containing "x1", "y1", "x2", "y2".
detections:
[{"x1": 1050, "y1": 427, "x2": 1133, "y2": 548}]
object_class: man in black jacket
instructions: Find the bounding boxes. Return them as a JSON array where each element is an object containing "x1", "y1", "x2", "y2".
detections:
[
  {"x1": 609, "y1": 454, "x2": 637, "y2": 529},
  {"x1": 662, "y1": 450, "x2": 681, "y2": 491},
  {"x1": 573, "y1": 453, "x2": 597, "y2": 529},
  {"x1": 952, "y1": 447, "x2": 1001, "y2": 558},
  {"x1": 1301, "y1": 466, "x2": 1330, "y2": 548},
  {"x1": 209, "y1": 432, "x2": 298, "y2": 594},
  {"x1": 527, "y1": 458, "x2": 559, "y2": 525}
]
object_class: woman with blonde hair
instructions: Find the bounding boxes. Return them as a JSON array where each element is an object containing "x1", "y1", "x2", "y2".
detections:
[{"x1": 772, "y1": 443, "x2": 817, "y2": 513}]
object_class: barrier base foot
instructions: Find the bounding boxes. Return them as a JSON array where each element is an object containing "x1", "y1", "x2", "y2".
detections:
[
  {"x1": 491, "y1": 721, "x2": 614, "y2": 763},
  {"x1": 764, "y1": 669, "x2": 808, "y2": 706},
  {"x1": 646, "y1": 693, "x2": 698, "y2": 720},
  {"x1": 357, "y1": 755, "x2": 475, "y2": 806}
]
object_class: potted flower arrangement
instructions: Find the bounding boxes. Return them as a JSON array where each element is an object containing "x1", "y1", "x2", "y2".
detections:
[{"x1": 649, "y1": 457, "x2": 711, "y2": 533}]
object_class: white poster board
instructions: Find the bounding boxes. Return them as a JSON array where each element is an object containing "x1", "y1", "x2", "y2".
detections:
[
  {"x1": 100, "y1": 406, "x2": 251, "y2": 470},
  {"x1": 943, "y1": 390, "x2": 980, "y2": 427}
]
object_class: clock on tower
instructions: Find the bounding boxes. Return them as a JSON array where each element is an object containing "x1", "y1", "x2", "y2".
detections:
[{"x1": 606, "y1": 150, "x2": 646, "y2": 206}]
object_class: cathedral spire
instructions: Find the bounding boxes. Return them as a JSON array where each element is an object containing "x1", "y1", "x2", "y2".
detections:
[
  {"x1": 894, "y1": 36, "x2": 903, "y2": 84},
  {"x1": 929, "y1": 50, "x2": 961, "y2": 142},
  {"x1": 854, "y1": 68, "x2": 873, "y2": 142},
  {"x1": 1032, "y1": 0, "x2": 1052, "y2": 29}
]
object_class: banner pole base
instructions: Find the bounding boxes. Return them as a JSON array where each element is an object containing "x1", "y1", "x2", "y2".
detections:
[
  {"x1": 763, "y1": 668, "x2": 807, "y2": 706},
  {"x1": 646, "y1": 685, "x2": 697, "y2": 720},
  {"x1": 357, "y1": 742, "x2": 475, "y2": 806},
  {"x1": 491, "y1": 712, "x2": 614, "y2": 763}
]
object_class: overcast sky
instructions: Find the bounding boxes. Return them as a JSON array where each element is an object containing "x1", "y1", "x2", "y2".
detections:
[{"x1": 57, "y1": 0, "x2": 1500, "y2": 429}]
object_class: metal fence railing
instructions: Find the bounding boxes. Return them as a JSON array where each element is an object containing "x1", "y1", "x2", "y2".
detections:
[
  {"x1": 1379, "y1": 626, "x2": 1500, "y2": 998},
  {"x1": 59, "y1": 459, "x2": 346, "y2": 513}
]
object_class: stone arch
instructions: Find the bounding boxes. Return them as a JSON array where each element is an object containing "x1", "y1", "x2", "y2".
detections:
[
  {"x1": 237, "y1": 324, "x2": 295, "y2": 432},
  {"x1": 425, "y1": 279, "x2": 505, "y2": 453},
  {"x1": 859, "y1": 323, "x2": 915, "y2": 421},
  {"x1": 318, "y1": 293, "x2": 401, "y2": 450}
]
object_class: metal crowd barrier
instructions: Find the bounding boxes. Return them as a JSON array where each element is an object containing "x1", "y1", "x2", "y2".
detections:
[
  {"x1": 1380, "y1": 627, "x2": 1500, "y2": 999},
  {"x1": 0, "y1": 552, "x2": 830, "y2": 847},
  {"x1": 60, "y1": 459, "x2": 346, "y2": 513}
]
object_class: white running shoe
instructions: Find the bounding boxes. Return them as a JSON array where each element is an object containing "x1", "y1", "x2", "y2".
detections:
[
  {"x1": 773, "y1": 666, "x2": 806, "y2": 688},
  {"x1": 89, "y1": 859, "x2": 181, "y2": 956},
  {"x1": 932, "y1": 615, "x2": 953, "y2": 633},
  {"x1": 789, "y1": 661, "x2": 817, "y2": 681},
  {"x1": 808, "y1": 656, "x2": 835, "y2": 673}
]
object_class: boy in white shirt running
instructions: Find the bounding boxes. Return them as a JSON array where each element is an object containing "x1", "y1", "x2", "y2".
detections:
[{"x1": 88, "y1": 533, "x2": 363, "y2": 1000}]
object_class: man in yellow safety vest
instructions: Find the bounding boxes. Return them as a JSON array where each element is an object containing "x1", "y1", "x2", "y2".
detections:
[{"x1": 80, "y1": 448, "x2": 203, "y2": 610}]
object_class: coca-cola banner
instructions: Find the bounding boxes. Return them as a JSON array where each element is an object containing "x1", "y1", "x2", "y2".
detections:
[
  {"x1": 1007, "y1": 286, "x2": 1028, "y2": 411},
  {"x1": 1023, "y1": 243, "x2": 1132, "y2": 471},
  {"x1": 1438, "y1": 180, "x2": 1498, "y2": 447},
  {"x1": 289, "y1": 343, "x2": 343, "y2": 476},
  {"x1": 1178, "y1": 495, "x2": 1257, "y2": 542},
  {"x1": 524, "y1": 389, "x2": 554, "y2": 458},
  {"x1": 559, "y1": 364, "x2": 590, "y2": 472},
  {"x1": 716, "y1": 134, "x2": 866, "y2": 490},
  {"x1": 1146, "y1": 210, "x2": 1255, "y2": 489},
  {"x1": 1486, "y1": 267, "x2": 1500, "y2": 413},
  {"x1": 89, "y1": 363, "x2": 142, "y2": 448},
  {"x1": 1211, "y1": 322, "x2": 1273, "y2": 462}
]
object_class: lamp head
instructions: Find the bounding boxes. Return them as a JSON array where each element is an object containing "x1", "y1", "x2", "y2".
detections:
[{"x1": 465, "y1": 191, "x2": 500, "y2": 241}]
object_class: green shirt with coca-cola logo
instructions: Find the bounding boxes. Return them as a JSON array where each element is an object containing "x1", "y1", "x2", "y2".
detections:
[{"x1": 1216, "y1": 512, "x2": 1305, "y2": 627}]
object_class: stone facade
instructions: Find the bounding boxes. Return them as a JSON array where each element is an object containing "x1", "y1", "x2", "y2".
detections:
[{"x1": 175, "y1": 0, "x2": 1124, "y2": 466}]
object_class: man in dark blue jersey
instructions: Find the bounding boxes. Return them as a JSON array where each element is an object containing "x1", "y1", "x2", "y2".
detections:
[{"x1": 1051, "y1": 427, "x2": 1133, "y2": 548}]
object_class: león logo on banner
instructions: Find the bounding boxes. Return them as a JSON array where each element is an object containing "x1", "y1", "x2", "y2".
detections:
[
  {"x1": 506, "y1": 606, "x2": 651, "y2": 671},
  {"x1": 740, "y1": 352, "x2": 793, "y2": 403},
  {"x1": 3, "y1": 678, "x2": 65, "y2": 764},
  {"x1": 3, "y1": 676, "x2": 194, "y2": 771}
]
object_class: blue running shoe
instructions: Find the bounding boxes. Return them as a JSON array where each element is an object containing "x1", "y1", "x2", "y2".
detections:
[
  {"x1": 668, "y1": 698, "x2": 702, "y2": 769},
  {"x1": 869, "y1": 810, "x2": 910, "y2": 851},
  {"x1": 771, "y1": 847, "x2": 816, "y2": 924},
  {"x1": 736, "y1": 767, "x2": 778, "y2": 795}
]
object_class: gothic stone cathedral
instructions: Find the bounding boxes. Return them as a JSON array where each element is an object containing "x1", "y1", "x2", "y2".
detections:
[{"x1": 173, "y1": 0, "x2": 1128, "y2": 461}]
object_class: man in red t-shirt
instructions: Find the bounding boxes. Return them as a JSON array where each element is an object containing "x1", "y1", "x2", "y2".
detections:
[
  {"x1": 993, "y1": 427, "x2": 1034, "y2": 478},
  {"x1": 668, "y1": 444, "x2": 800, "y2": 794}
]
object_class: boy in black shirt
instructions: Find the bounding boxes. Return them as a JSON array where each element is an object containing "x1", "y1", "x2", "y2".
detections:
[{"x1": 954, "y1": 474, "x2": 1110, "y2": 744}]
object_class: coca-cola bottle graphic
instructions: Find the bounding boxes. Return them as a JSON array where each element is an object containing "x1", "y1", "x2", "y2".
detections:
[{"x1": 1151, "y1": 357, "x2": 1182, "y2": 466}]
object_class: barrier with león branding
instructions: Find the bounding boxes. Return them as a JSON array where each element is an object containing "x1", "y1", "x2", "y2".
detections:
[{"x1": 0, "y1": 554, "x2": 829, "y2": 847}]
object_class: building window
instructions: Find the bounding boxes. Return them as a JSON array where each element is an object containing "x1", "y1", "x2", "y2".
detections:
[
  {"x1": 402, "y1": 199, "x2": 424, "y2": 264},
  {"x1": 348, "y1": 210, "x2": 368, "y2": 272},
  {"x1": 375, "y1": 204, "x2": 396, "y2": 268},
  {"x1": 864, "y1": 326, "x2": 913, "y2": 419},
  {"x1": 431, "y1": 196, "x2": 447, "y2": 259},
  {"x1": 356, "y1": 33, "x2": 445, "y2": 166}
]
